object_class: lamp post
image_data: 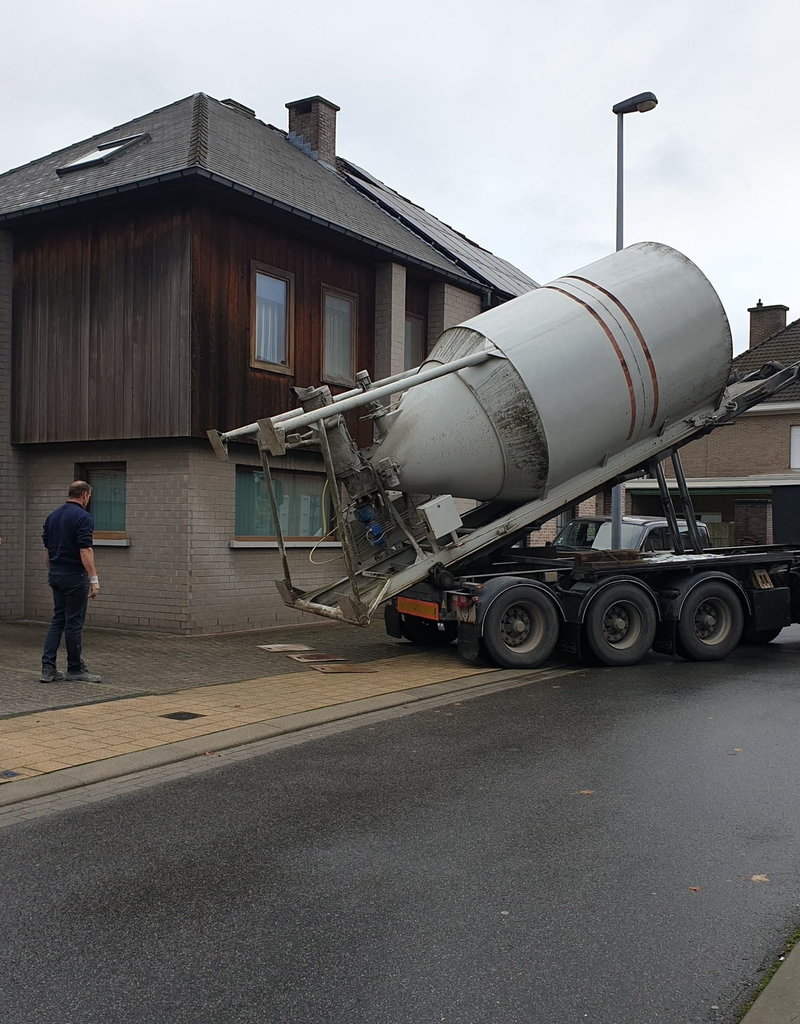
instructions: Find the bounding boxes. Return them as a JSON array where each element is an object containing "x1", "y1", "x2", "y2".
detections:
[{"x1": 610, "y1": 91, "x2": 658, "y2": 549}]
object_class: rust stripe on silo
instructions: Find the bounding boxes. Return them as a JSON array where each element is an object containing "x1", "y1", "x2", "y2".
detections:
[
  {"x1": 565, "y1": 275, "x2": 660, "y2": 427},
  {"x1": 545, "y1": 285, "x2": 636, "y2": 439}
]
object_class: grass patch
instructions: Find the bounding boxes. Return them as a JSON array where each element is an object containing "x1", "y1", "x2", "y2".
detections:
[{"x1": 737, "y1": 925, "x2": 800, "y2": 1020}]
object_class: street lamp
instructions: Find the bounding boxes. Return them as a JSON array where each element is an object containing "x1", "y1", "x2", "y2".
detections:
[{"x1": 610, "y1": 90, "x2": 658, "y2": 548}]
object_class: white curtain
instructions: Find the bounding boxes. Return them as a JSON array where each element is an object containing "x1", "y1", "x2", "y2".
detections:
[
  {"x1": 324, "y1": 293, "x2": 354, "y2": 381},
  {"x1": 256, "y1": 274, "x2": 287, "y2": 364}
]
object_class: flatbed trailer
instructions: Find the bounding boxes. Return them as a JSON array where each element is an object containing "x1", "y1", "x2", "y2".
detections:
[{"x1": 384, "y1": 541, "x2": 800, "y2": 667}]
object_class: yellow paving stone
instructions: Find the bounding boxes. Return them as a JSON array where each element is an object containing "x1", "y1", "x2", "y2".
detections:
[
  {"x1": 1, "y1": 655, "x2": 496, "y2": 780},
  {"x1": 22, "y1": 761, "x2": 79, "y2": 773}
]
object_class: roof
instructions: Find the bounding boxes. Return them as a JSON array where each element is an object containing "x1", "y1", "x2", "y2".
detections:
[
  {"x1": 339, "y1": 159, "x2": 538, "y2": 296},
  {"x1": 732, "y1": 317, "x2": 800, "y2": 403},
  {"x1": 0, "y1": 93, "x2": 536, "y2": 297}
]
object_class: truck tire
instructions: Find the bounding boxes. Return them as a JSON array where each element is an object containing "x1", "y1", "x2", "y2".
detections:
[
  {"x1": 584, "y1": 582, "x2": 657, "y2": 666},
  {"x1": 399, "y1": 616, "x2": 457, "y2": 646},
  {"x1": 481, "y1": 586, "x2": 559, "y2": 669},
  {"x1": 741, "y1": 626, "x2": 782, "y2": 645},
  {"x1": 676, "y1": 580, "x2": 743, "y2": 661}
]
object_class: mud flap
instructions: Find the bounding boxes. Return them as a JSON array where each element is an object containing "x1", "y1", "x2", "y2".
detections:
[
  {"x1": 652, "y1": 618, "x2": 678, "y2": 656},
  {"x1": 457, "y1": 622, "x2": 481, "y2": 662},
  {"x1": 556, "y1": 620, "x2": 583, "y2": 661},
  {"x1": 384, "y1": 603, "x2": 403, "y2": 639}
]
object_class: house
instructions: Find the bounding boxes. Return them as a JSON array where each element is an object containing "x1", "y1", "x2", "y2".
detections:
[
  {"x1": 625, "y1": 301, "x2": 800, "y2": 545},
  {"x1": 0, "y1": 93, "x2": 536, "y2": 633}
]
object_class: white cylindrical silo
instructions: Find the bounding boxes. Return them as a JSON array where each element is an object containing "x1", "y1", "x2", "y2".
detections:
[{"x1": 370, "y1": 241, "x2": 732, "y2": 502}]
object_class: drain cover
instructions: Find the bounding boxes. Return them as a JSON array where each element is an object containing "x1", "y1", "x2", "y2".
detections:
[{"x1": 160, "y1": 711, "x2": 206, "y2": 721}]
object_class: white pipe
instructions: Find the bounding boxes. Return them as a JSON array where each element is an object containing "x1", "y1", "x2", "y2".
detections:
[
  {"x1": 219, "y1": 350, "x2": 499, "y2": 442},
  {"x1": 270, "y1": 364, "x2": 421, "y2": 425}
]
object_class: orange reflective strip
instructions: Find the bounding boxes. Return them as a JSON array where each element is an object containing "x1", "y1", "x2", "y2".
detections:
[{"x1": 397, "y1": 597, "x2": 440, "y2": 621}]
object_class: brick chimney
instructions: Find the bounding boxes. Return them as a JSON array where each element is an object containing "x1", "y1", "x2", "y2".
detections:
[
  {"x1": 748, "y1": 299, "x2": 789, "y2": 348},
  {"x1": 286, "y1": 96, "x2": 340, "y2": 166}
]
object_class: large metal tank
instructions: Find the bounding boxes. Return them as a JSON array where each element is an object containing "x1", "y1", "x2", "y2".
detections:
[{"x1": 371, "y1": 241, "x2": 732, "y2": 502}]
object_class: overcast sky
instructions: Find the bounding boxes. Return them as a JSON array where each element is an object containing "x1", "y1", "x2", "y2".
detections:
[{"x1": 2, "y1": 0, "x2": 796, "y2": 354}]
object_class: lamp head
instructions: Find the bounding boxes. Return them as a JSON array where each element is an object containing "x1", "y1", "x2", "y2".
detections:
[{"x1": 612, "y1": 92, "x2": 658, "y2": 115}]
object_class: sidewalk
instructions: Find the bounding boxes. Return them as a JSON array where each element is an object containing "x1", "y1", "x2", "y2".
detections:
[{"x1": 0, "y1": 618, "x2": 515, "y2": 805}]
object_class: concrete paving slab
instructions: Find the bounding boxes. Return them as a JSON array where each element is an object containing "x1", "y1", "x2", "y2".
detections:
[{"x1": 740, "y1": 941, "x2": 800, "y2": 1023}]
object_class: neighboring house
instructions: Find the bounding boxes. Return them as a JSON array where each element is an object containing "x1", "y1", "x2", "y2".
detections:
[
  {"x1": 0, "y1": 93, "x2": 537, "y2": 633},
  {"x1": 625, "y1": 301, "x2": 800, "y2": 545}
]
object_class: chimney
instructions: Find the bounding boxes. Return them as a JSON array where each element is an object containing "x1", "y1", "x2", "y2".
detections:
[
  {"x1": 285, "y1": 96, "x2": 340, "y2": 165},
  {"x1": 747, "y1": 299, "x2": 790, "y2": 348},
  {"x1": 220, "y1": 98, "x2": 256, "y2": 118}
]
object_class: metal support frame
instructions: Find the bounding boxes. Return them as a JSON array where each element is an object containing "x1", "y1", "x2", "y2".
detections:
[
  {"x1": 671, "y1": 451, "x2": 705, "y2": 553},
  {"x1": 313, "y1": 417, "x2": 366, "y2": 615},
  {"x1": 255, "y1": 420, "x2": 293, "y2": 592},
  {"x1": 650, "y1": 458, "x2": 685, "y2": 554}
]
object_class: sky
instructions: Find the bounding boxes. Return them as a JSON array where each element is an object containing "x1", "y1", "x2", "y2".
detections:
[{"x1": 2, "y1": 0, "x2": 796, "y2": 354}]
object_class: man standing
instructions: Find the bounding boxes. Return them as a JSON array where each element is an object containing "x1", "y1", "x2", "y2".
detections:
[{"x1": 40, "y1": 481, "x2": 102, "y2": 684}]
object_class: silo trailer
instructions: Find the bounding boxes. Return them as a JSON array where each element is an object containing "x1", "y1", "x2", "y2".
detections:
[{"x1": 209, "y1": 242, "x2": 800, "y2": 669}]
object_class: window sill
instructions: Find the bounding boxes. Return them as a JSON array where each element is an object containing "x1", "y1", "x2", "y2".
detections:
[
  {"x1": 94, "y1": 538, "x2": 131, "y2": 547},
  {"x1": 230, "y1": 540, "x2": 341, "y2": 549},
  {"x1": 250, "y1": 360, "x2": 294, "y2": 376}
]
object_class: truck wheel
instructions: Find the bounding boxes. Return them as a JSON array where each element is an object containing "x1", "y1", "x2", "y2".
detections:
[
  {"x1": 481, "y1": 586, "x2": 559, "y2": 669},
  {"x1": 400, "y1": 616, "x2": 457, "y2": 646},
  {"x1": 584, "y1": 583, "x2": 657, "y2": 666},
  {"x1": 676, "y1": 580, "x2": 743, "y2": 661},
  {"x1": 741, "y1": 625, "x2": 782, "y2": 645}
]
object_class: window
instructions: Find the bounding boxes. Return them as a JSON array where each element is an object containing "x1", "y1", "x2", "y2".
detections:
[
  {"x1": 404, "y1": 314, "x2": 425, "y2": 369},
  {"x1": 791, "y1": 426, "x2": 800, "y2": 469},
  {"x1": 56, "y1": 133, "x2": 150, "y2": 176},
  {"x1": 78, "y1": 463, "x2": 127, "y2": 537},
  {"x1": 251, "y1": 263, "x2": 294, "y2": 372},
  {"x1": 235, "y1": 466, "x2": 330, "y2": 540},
  {"x1": 323, "y1": 288, "x2": 356, "y2": 385}
]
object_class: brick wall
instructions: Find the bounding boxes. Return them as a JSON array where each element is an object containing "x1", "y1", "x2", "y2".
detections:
[
  {"x1": 20, "y1": 440, "x2": 348, "y2": 634},
  {"x1": 428, "y1": 284, "x2": 482, "y2": 347},
  {"x1": 679, "y1": 412, "x2": 798, "y2": 477},
  {"x1": 734, "y1": 499, "x2": 772, "y2": 545},
  {"x1": 23, "y1": 442, "x2": 192, "y2": 631},
  {"x1": 0, "y1": 230, "x2": 24, "y2": 619}
]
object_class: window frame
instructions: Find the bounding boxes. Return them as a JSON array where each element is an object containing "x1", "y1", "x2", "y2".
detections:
[
  {"x1": 791, "y1": 425, "x2": 800, "y2": 470},
  {"x1": 56, "y1": 133, "x2": 150, "y2": 176},
  {"x1": 404, "y1": 312, "x2": 426, "y2": 369},
  {"x1": 233, "y1": 464, "x2": 336, "y2": 545},
  {"x1": 321, "y1": 285, "x2": 358, "y2": 387},
  {"x1": 250, "y1": 261, "x2": 295, "y2": 375},
  {"x1": 75, "y1": 461, "x2": 128, "y2": 541}
]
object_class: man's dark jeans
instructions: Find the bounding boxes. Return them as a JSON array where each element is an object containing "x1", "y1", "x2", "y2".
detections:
[{"x1": 42, "y1": 570, "x2": 89, "y2": 673}]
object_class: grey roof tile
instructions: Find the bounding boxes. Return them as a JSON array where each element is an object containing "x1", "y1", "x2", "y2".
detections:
[
  {"x1": 0, "y1": 93, "x2": 497, "y2": 287},
  {"x1": 732, "y1": 318, "x2": 800, "y2": 403}
]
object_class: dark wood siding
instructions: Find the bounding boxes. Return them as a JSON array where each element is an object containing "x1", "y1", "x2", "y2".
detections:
[
  {"x1": 191, "y1": 204, "x2": 376, "y2": 446},
  {"x1": 12, "y1": 204, "x2": 191, "y2": 443}
]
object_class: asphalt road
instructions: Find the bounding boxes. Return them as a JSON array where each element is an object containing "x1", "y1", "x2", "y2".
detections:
[{"x1": 3, "y1": 640, "x2": 800, "y2": 1023}]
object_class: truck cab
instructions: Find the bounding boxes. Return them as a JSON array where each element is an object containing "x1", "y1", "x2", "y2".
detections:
[{"x1": 551, "y1": 515, "x2": 712, "y2": 553}]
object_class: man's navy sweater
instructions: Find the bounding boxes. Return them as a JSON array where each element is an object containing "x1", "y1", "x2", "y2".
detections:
[{"x1": 43, "y1": 502, "x2": 94, "y2": 572}]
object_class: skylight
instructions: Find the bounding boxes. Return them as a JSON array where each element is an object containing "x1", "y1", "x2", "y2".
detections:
[{"x1": 56, "y1": 132, "x2": 150, "y2": 176}]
